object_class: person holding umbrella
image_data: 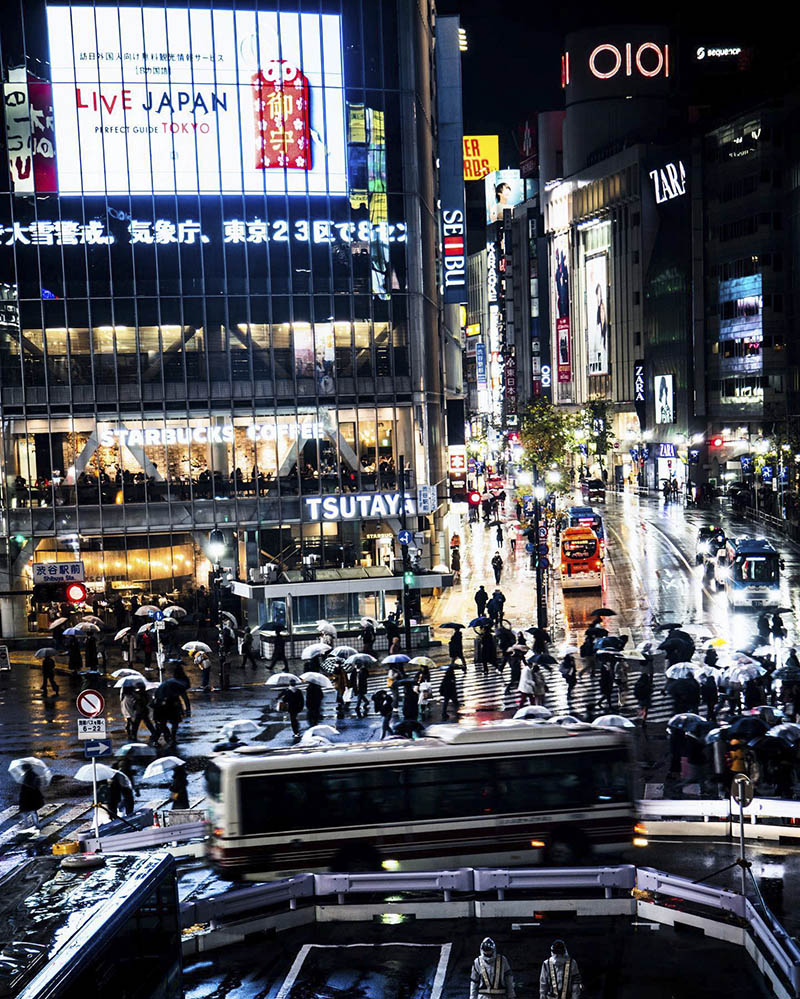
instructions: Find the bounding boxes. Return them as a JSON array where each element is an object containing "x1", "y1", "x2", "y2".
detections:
[
  {"x1": 355, "y1": 662, "x2": 370, "y2": 717},
  {"x1": 379, "y1": 688, "x2": 395, "y2": 739},
  {"x1": 633, "y1": 671, "x2": 653, "y2": 729},
  {"x1": 440, "y1": 662, "x2": 461, "y2": 721},
  {"x1": 17, "y1": 763, "x2": 44, "y2": 833},
  {"x1": 701, "y1": 673, "x2": 718, "y2": 722},
  {"x1": 384, "y1": 613, "x2": 400, "y2": 651},
  {"x1": 240, "y1": 630, "x2": 259, "y2": 670},
  {"x1": 193, "y1": 648, "x2": 212, "y2": 692},
  {"x1": 560, "y1": 653, "x2": 577, "y2": 701},
  {"x1": 305, "y1": 676, "x2": 324, "y2": 726},
  {"x1": 280, "y1": 684, "x2": 304, "y2": 739},
  {"x1": 67, "y1": 635, "x2": 82, "y2": 674},
  {"x1": 361, "y1": 618, "x2": 376, "y2": 654},
  {"x1": 41, "y1": 653, "x2": 59, "y2": 697},
  {"x1": 517, "y1": 660, "x2": 535, "y2": 707}
]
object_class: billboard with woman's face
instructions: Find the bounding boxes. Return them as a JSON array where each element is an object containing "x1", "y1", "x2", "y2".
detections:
[
  {"x1": 585, "y1": 253, "x2": 609, "y2": 376},
  {"x1": 485, "y1": 169, "x2": 523, "y2": 224}
]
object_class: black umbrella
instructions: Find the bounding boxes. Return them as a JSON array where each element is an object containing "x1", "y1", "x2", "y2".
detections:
[
  {"x1": 470, "y1": 616, "x2": 491, "y2": 628},
  {"x1": 746, "y1": 705, "x2": 785, "y2": 727},
  {"x1": 747, "y1": 735, "x2": 790, "y2": 758},
  {"x1": 527, "y1": 627, "x2": 551, "y2": 638},
  {"x1": 393, "y1": 719, "x2": 426, "y2": 739},
  {"x1": 441, "y1": 622, "x2": 464, "y2": 630},
  {"x1": 590, "y1": 608, "x2": 617, "y2": 617},
  {"x1": 154, "y1": 678, "x2": 188, "y2": 700},
  {"x1": 727, "y1": 716, "x2": 768, "y2": 741},
  {"x1": 585, "y1": 626, "x2": 608, "y2": 639},
  {"x1": 665, "y1": 677, "x2": 700, "y2": 701},
  {"x1": 654, "y1": 621, "x2": 684, "y2": 632},
  {"x1": 596, "y1": 636, "x2": 625, "y2": 651},
  {"x1": 261, "y1": 621, "x2": 285, "y2": 632},
  {"x1": 667, "y1": 713, "x2": 711, "y2": 739},
  {"x1": 534, "y1": 653, "x2": 557, "y2": 665},
  {"x1": 705, "y1": 726, "x2": 731, "y2": 745}
]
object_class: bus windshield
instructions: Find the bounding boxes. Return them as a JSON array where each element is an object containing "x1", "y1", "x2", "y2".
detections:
[
  {"x1": 734, "y1": 555, "x2": 779, "y2": 584},
  {"x1": 563, "y1": 539, "x2": 597, "y2": 560}
]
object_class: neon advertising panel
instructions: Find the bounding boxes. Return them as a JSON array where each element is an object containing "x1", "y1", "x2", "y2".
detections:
[
  {"x1": 585, "y1": 253, "x2": 609, "y2": 376},
  {"x1": 45, "y1": 6, "x2": 347, "y2": 196},
  {"x1": 552, "y1": 233, "x2": 571, "y2": 383}
]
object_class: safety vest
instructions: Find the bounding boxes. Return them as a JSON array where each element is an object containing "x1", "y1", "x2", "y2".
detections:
[
  {"x1": 547, "y1": 957, "x2": 573, "y2": 999},
  {"x1": 472, "y1": 956, "x2": 506, "y2": 996}
]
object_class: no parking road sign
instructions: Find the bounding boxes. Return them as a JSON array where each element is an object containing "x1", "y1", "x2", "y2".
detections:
[{"x1": 76, "y1": 688, "x2": 105, "y2": 718}]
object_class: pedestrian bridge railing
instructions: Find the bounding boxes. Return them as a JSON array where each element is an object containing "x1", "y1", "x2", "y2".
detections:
[
  {"x1": 638, "y1": 796, "x2": 800, "y2": 840},
  {"x1": 179, "y1": 864, "x2": 800, "y2": 998}
]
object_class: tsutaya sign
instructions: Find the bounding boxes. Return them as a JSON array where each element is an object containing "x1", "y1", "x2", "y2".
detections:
[
  {"x1": 649, "y1": 161, "x2": 686, "y2": 204},
  {"x1": 305, "y1": 492, "x2": 417, "y2": 522},
  {"x1": 99, "y1": 420, "x2": 327, "y2": 448}
]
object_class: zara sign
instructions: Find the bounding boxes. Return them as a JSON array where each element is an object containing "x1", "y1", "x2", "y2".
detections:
[{"x1": 650, "y1": 161, "x2": 687, "y2": 204}]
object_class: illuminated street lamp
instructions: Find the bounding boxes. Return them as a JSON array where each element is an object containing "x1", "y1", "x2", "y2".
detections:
[
  {"x1": 208, "y1": 529, "x2": 228, "y2": 690},
  {"x1": 545, "y1": 470, "x2": 561, "y2": 486}
]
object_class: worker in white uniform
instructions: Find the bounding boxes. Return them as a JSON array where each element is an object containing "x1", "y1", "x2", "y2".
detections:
[
  {"x1": 470, "y1": 937, "x2": 515, "y2": 999},
  {"x1": 539, "y1": 939, "x2": 582, "y2": 999}
]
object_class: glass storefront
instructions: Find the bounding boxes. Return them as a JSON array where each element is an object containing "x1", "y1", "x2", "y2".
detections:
[{"x1": 0, "y1": 0, "x2": 445, "y2": 633}]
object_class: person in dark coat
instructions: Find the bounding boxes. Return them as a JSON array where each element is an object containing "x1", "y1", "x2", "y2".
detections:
[
  {"x1": 704, "y1": 648, "x2": 719, "y2": 669},
  {"x1": 486, "y1": 595, "x2": 499, "y2": 626},
  {"x1": 361, "y1": 620, "x2": 376, "y2": 654},
  {"x1": 107, "y1": 770, "x2": 134, "y2": 818},
  {"x1": 355, "y1": 663, "x2": 370, "y2": 717},
  {"x1": 270, "y1": 629, "x2": 288, "y2": 671},
  {"x1": 384, "y1": 614, "x2": 400, "y2": 649},
  {"x1": 440, "y1": 664, "x2": 460, "y2": 721},
  {"x1": 240, "y1": 631, "x2": 259, "y2": 669},
  {"x1": 633, "y1": 672, "x2": 653, "y2": 727},
  {"x1": 474, "y1": 586, "x2": 488, "y2": 617},
  {"x1": 169, "y1": 765, "x2": 189, "y2": 810},
  {"x1": 141, "y1": 632, "x2": 153, "y2": 673},
  {"x1": 480, "y1": 629, "x2": 497, "y2": 676},
  {"x1": 305, "y1": 678, "x2": 323, "y2": 726},
  {"x1": 493, "y1": 589, "x2": 506, "y2": 624},
  {"x1": 598, "y1": 658, "x2": 614, "y2": 710},
  {"x1": 757, "y1": 612, "x2": 771, "y2": 642},
  {"x1": 379, "y1": 690, "x2": 395, "y2": 739},
  {"x1": 448, "y1": 628, "x2": 466, "y2": 668},
  {"x1": 491, "y1": 551, "x2": 504, "y2": 584},
  {"x1": 786, "y1": 648, "x2": 800, "y2": 671},
  {"x1": 41, "y1": 655, "x2": 59, "y2": 696},
  {"x1": 560, "y1": 654, "x2": 577, "y2": 701},
  {"x1": 701, "y1": 674, "x2": 718, "y2": 721},
  {"x1": 67, "y1": 636, "x2": 82, "y2": 674},
  {"x1": 744, "y1": 676, "x2": 763, "y2": 710},
  {"x1": 172, "y1": 663, "x2": 191, "y2": 695},
  {"x1": 17, "y1": 764, "x2": 44, "y2": 831},
  {"x1": 532, "y1": 629, "x2": 550, "y2": 656},
  {"x1": 83, "y1": 634, "x2": 98, "y2": 672},
  {"x1": 281, "y1": 685, "x2": 304, "y2": 737},
  {"x1": 402, "y1": 682, "x2": 420, "y2": 722},
  {"x1": 497, "y1": 625, "x2": 515, "y2": 667},
  {"x1": 505, "y1": 648, "x2": 524, "y2": 695}
]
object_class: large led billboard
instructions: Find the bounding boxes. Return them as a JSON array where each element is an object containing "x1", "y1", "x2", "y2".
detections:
[
  {"x1": 655, "y1": 374, "x2": 674, "y2": 424},
  {"x1": 552, "y1": 233, "x2": 571, "y2": 383},
  {"x1": 585, "y1": 253, "x2": 609, "y2": 376},
  {"x1": 45, "y1": 6, "x2": 347, "y2": 196}
]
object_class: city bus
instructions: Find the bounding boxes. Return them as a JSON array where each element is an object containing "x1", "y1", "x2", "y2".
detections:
[
  {"x1": 713, "y1": 538, "x2": 782, "y2": 608},
  {"x1": 562, "y1": 506, "x2": 605, "y2": 555},
  {"x1": 206, "y1": 722, "x2": 636, "y2": 878},
  {"x1": 560, "y1": 526, "x2": 603, "y2": 591}
]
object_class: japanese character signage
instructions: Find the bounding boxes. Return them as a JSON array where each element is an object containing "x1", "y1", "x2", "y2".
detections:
[
  {"x1": 32, "y1": 561, "x2": 85, "y2": 584},
  {"x1": 44, "y1": 6, "x2": 346, "y2": 196},
  {"x1": 3, "y1": 70, "x2": 57, "y2": 195}
]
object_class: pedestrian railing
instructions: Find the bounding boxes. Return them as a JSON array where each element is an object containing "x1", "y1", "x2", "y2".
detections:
[
  {"x1": 80, "y1": 819, "x2": 207, "y2": 854},
  {"x1": 638, "y1": 796, "x2": 800, "y2": 840},
  {"x1": 179, "y1": 864, "x2": 800, "y2": 997}
]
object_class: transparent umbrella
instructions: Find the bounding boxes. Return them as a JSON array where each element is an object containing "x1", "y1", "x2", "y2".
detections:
[
  {"x1": 75, "y1": 763, "x2": 128, "y2": 784},
  {"x1": 344, "y1": 654, "x2": 377, "y2": 668},
  {"x1": 182, "y1": 641, "x2": 212, "y2": 654},
  {"x1": 117, "y1": 743, "x2": 156, "y2": 758},
  {"x1": 8, "y1": 757, "x2": 52, "y2": 786},
  {"x1": 302, "y1": 643, "x2": 331, "y2": 661},
  {"x1": 33, "y1": 648, "x2": 59, "y2": 659},
  {"x1": 409, "y1": 656, "x2": 436, "y2": 669},
  {"x1": 299, "y1": 672, "x2": 333, "y2": 688},
  {"x1": 316, "y1": 620, "x2": 337, "y2": 637},
  {"x1": 219, "y1": 719, "x2": 262, "y2": 741},
  {"x1": 111, "y1": 668, "x2": 144, "y2": 680},
  {"x1": 666, "y1": 663, "x2": 699, "y2": 680},
  {"x1": 114, "y1": 628, "x2": 131, "y2": 641},
  {"x1": 141, "y1": 757, "x2": 184, "y2": 780},
  {"x1": 134, "y1": 605, "x2": 160, "y2": 617},
  {"x1": 512, "y1": 705, "x2": 552, "y2": 720},
  {"x1": 163, "y1": 605, "x2": 187, "y2": 618},
  {"x1": 72, "y1": 621, "x2": 100, "y2": 633},
  {"x1": 331, "y1": 646, "x2": 359, "y2": 659},
  {"x1": 592, "y1": 714, "x2": 636, "y2": 729},
  {"x1": 265, "y1": 671, "x2": 299, "y2": 687},
  {"x1": 47, "y1": 618, "x2": 68, "y2": 629}
]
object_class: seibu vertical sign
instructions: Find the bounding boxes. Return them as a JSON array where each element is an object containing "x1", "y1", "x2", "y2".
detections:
[{"x1": 436, "y1": 17, "x2": 468, "y2": 305}]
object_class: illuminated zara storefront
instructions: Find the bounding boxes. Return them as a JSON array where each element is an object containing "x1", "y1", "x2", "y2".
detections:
[{"x1": 0, "y1": 1, "x2": 451, "y2": 634}]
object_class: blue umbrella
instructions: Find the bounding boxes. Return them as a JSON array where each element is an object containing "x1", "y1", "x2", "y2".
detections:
[{"x1": 383, "y1": 654, "x2": 411, "y2": 665}]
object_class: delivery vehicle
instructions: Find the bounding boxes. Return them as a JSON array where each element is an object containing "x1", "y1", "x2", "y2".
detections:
[
  {"x1": 562, "y1": 506, "x2": 605, "y2": 556},
  {"x1": 695, "y1": 525, "x2": 726, "y2": 566},
  {"x1": 560, "y1": 525, "x2": 603, "y2": 591},
  {"x1": 581, "y1": 479, "x2": 605, "y2": 503},
  {"x1": 713, "y1": 537, "x2": 782, "y2": 608}
]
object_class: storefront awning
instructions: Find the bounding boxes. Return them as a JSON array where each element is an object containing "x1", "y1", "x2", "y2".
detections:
[{"x1": 231, "y1": 568, "x2": 453, "y2": 600}]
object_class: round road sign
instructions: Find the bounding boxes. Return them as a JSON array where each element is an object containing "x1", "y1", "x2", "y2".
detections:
[
  {"x1": 538, "y1": 526, "x2": 547, "y2": 539},
  {"x1": 397, "y1": 529, "x2": 413, "y2": 546},
  {"x1": 153, "y1": 609, "x2": 164, "y2": 621},
  {"x1": 76, "y1": 689, "x2": 105, "y2": 718},
  {"x1": 539, "y1": 556, "x2": 550, "y2": 570},
  {"x1": 732, "y1": 773, "x2": 754, "y2": 807}
]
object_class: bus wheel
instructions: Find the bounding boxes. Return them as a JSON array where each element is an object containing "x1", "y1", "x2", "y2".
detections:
[
  {"x1": 544, "y1": 830, "x2": 587, "y2": 866},
  {"x1": 332, "y1": 845, "x2": 380, "y2": 873}
]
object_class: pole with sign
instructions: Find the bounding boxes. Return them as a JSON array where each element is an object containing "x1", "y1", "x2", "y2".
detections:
[
  {"x1": 153, "y1": 609, "x2": 165, "y2": 682},
  {"x1": 76, "y1": 689, "x2": 106, "y2": 838},
  {"x1": 398, "y1": 455, "x2": 413, "y2": 654}
]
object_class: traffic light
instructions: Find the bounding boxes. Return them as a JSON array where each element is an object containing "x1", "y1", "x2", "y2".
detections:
[
  {"x1": 403, "y1": 570, "x2": 415, "y2": 587},
  {"x1": 710, "y1": 436, "x2": 724, "y2": 449},
  {"x1": 32, "y1": 581, "x2": 87, "y2": 605}
]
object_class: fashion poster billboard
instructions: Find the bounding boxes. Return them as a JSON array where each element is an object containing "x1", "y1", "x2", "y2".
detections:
[
  {"x1": 485, "y1": 169, "x2": 523, "y2": 224},
  {"x1": 585, "y1": 253, "x2": 609, "y2": 376},
  {"x1": 655, "y1": 374, "x2": 675, "y2": 424},
  {"x1": 45, "y1": 5, "x2": 347, "y2": 196},
  {"x1": 552, "y1": 233, "x2": 571, "y2": 383}
]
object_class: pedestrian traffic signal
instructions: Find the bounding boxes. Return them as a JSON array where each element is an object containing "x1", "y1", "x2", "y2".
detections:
[
  {"x1": 710, "y1": 436, "x2": 724, "y2": 448},
  {"x1": 403, "y1": 570, "x2": 415, "y2": 586},
  {"x1": 32, "y1": 581, "x2": 88, "y2": 605},
  {"x1": 467, "y1": 491, "x2": 481, "y2": 506}
]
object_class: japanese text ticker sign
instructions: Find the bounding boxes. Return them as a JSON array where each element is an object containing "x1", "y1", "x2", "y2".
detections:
[
  {"x1": 32, "y1": 561, "x2": 85, "y2": 584},
  {"x1": 78, "y1": 718, "x2": 107, "y2": 740}
]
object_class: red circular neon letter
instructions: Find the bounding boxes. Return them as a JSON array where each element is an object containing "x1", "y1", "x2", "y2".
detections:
[
  {"x1": 589, "y1": 44, "x2": 622, "y2": 79},
  {"x1": 635, "y1": 42, "x2": 664, "y2": 78}
]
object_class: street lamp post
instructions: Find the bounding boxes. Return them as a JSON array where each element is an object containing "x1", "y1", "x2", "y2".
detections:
[
  {"x1": 397, "y1": 454, "x2": 413, "y2": 653},
  {"x1": 208, "y1": 529, "x2": 228, "y2": 691},
  {"x1": 532, "y1": 464, "x2": 548, "y2": 630}
]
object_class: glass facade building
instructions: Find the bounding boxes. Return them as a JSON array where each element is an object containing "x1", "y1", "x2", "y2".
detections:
[{"x1": 0, "y1": 0, "x2": 450, "y2": 634}]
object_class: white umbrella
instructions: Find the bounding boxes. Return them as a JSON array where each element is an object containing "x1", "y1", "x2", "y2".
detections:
[
  {"x1": 163, "y1": 605, "x2": 187, "y2": 618},
  {"x1": 81, "y1": 615, "x2": 105, "y2": 626},
  {"x1": 298, "y1": 735, "x2": 332, "y2": 748},
  {"x1": 695, "y1": 665, "x2": 723, "y2": 679},
  {"x1": 299, "y1": 671, "x2": 333, "y2": 688},
  {"x1": 111, "y1": 668, "x2": 145, "y2": 679},
  {"x1": 219, "y1": 719, "x2": 263, "y2": 740},
  {"x1": 142, "y1": 757, "x2": 185, "y2": 780},
  {"x1": 134, "y1": 605, "x2": 160, "y2": 616},
  {"x1": 221, "y1": 610, "x2": 238, "y2": 626},
  {"x1": 316, "y1": 619, "x2": 337, "y2": 637},
  {"x1": 114, "y1": 674, "x2": 146, "y2": 688},
  {"x1": 624, "y1": 651, "x2": 648, "y2": 661},
  {"x1": 182, "y1": 641, "x2": 212, "y2": 654},
  {"x1": 265, "y1": 671, "x2": 299, "y2": 687},
  {"x1": 8, "y1": 757, "x2": 52, "y2": 787},
  {"x1": 550, "y1": 715, "x2": 581, "y2": 725},
  {"x1": 302, "y1": 643, "x2": 331, "y2": 661},
  {"x1": 73, "y1": 621, "x2": 100, "y2": 633},
  {"x1": 559, "y1": 645, "x2": 579, "y2": 657},
  {"x1": 47, "y1": 617, "x2": 68, "y2": 629},
  {"x1": 304, "y1": 724, "x2": 339, "y2": 740},
  {"x1": 592, "y1": 714, "x2": 636, "y2": 729},
  {"x1": 34, "y1": 647, "x2": 59, "y2": 659},
  {"x1": 724, "y1": 664, "x2": 767, "y2": 683},
  {"x1": 666, "y1": 664, "x2": 698, "y2": 680},
  {"x1": 117, "y1": 743, "x2": 156, "y2": 758},
  {"x1": 75, "y1": 763, "x2": 127, "y2": 783},
  {"x1": 137, "y1": 623, "x2": 154, "y2": 635},
  {"x1": 360, "y1": 616, "x2": 377, "y2": 627},
  {"x1": 114, "y1": 627, "x2": 131, "y2": 641},
  {"x1": 513, "y1": 705, "x2": 553, "y2": 720},
  {"x1": 331, "y1": 645, "x2": 359, "y2": 659}
]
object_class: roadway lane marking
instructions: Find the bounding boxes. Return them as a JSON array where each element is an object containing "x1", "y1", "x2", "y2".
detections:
[{"x1": 275, "y1": 942, "x2": 450, "y2": 999}]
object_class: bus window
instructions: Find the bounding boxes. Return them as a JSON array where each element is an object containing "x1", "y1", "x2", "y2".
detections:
[
  {"x1": 563, "y1": 538, "x2": 597, "y2": 560},
  {"x1": 205, "y1": 762, "x2": 222, "y2": 801},
  {"x1": 591, "y1": 750, "x2": 631, "y2": 803},
  {"x1": 735, "y1": 556, "x2": 778, "y2": 583}
]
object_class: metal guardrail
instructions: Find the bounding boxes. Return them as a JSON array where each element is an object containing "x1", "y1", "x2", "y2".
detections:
[
  {"x1": 472, "y1": 864, "x2": 635, "y2": 898},
  {"x1": 636, "y1": 866, "x2": 746, "y2": 918},
  {"x1": 638, "y1": 796, "x2": 800, "y2": 838},
  {"x1": 314, "y1": 868, "x2": 472, "y2": 903},
  {"x1": 181, "y1": 875, "x2": 314, "y2": 926},
  {"x1": 81, "y1": 820, "x2": 207, "y2": 854}
]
